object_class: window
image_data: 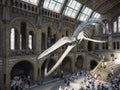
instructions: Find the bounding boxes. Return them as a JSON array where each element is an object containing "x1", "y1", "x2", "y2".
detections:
[
  {"x1": 102, "y1": 43, "x2": 105, "y2": 50},
  {"x1": 118, "y1": 16, "x2": 120, "y2": 32},
  {"x1": 20, "y1": 34, "x2": 22, "y2": 50},
  {"x1": 29, "y1": 31, "x2": 34, "y2": 50},
  {"x1": 102, "y1": 43, "x2": 108, "y2": 50},
  {"x1": 92, "y1": 12, "x2": 101, "y2": 19},
  {"x1": 10, "y1": 28, "x2": 15, "y2": 50},
  {"x1": 103, "y1": 23, "x2": 109, "y2": 34},
  {"x1": 22, "y1": 0, "x2": 39, "y2": 5},
  {"x1": 41, "y1": 33, "x2": 46, "y2": 49},
  {"x1": 113, "y1": 42, "x2": 116, "y2": 50},
  {"x1": 29, "y1": 35, "x2": 32, "y2": 50},
  {"x1": 64, "y1": 0, "x2": 81, "y2": 18},
  {"x1": 113, "y1": 21, "x2": 117, "y2": 33},
  {"x1": 43, "y1": 0, "x2": 65, "y2": 13},
  {"x1": 113, "y1": 41, "x2": 120, "y2": 50},
  {"x1": 95, "y1": 44, "x2": 99, "y2": 50},
  {"x1": 103, "y1": 23, "x2": 106, "y2": 34},
  {"x1": 20, "y1": 22, "x2": 26, "y2": 50},
  {"x1": 117, "y1": 41, "x2": 119, "y2": 49},
  {"x1": 78, "y1": 6, "x2": 92, "y2": 21}
]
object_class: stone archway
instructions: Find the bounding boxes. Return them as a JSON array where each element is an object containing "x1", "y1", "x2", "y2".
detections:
[
  {"x1": 75, "y1": 55, "x2": 84, "y2": 70},
  {"x1": 41, "y1": 59, "x2": 56, "y2": 78},
  {"x1": 11, "y1": 61, "x2": 34, "y2": 80},
  {"x1": 61, "y1": 57, "x2": 72, "y2": 73},
  {"x1": 90, "y1": 60, "x2": 98, "y2": 70}
]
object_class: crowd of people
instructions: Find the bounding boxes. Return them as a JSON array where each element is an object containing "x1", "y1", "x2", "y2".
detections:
[
  {"x1": 10, "y1": 59, "x2": 120, "y2": 90},
  {"x1": 58, "y1": 69, "x2": 120, "y2": 90},
  {"x1": 10, "y1": 75, "x2": 31, "y2": 90}
]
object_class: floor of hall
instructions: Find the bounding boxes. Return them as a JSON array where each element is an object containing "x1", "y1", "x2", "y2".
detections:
[{"x1": 29, "y1": 77, "x2": 111, "y2": 90}]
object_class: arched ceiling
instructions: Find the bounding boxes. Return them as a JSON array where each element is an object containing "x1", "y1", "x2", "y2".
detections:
[
  {"x1": 77, "y1": 0, "x2": 120, "y2": 18},
  {"x1": 22, "y1": 0, "x2": 120, "y2": 20}
]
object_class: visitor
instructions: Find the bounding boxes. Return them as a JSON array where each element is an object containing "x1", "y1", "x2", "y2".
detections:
[
  {"x1": 111, "y1": 68, "x2": 114, "y2": 75},
  {"x1": 61, "y1": 70, "x2": 64, "y2": 78},
  {"x1": 59, "y1": 86, "x2": 62, "y2": 90},
  {"x1": 67, "y1": 79, "x2": 70, "y2": 86},
  {"x1": 104, "y1": 61, "x2": 107, "y2": 68},
  {"x1": 10, "y1": 80, "x2": 14, "y2": 90},
  {"x1": 25, "y1": 82, "x2": 29, "y2": 90},
  {"x1": 19, "y1": 79, "x2": 24, "y2": 90}
]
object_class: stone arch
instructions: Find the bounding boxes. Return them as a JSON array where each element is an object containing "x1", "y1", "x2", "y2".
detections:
[
  {"x1": 61, "y1": 57, "x2": 72, "y2": 73},
  {"x1": 9, "y1": 17, "x2": 37, "y2": 30},
  {"x1": 43, "y1": 23, "x2": 59, "y2": 36},
  {"x1": 90, "y1": 60, "x2": 98, "y2": 70},
  {"x1": 9, "y1": 17, "x2": 36, "y2": 53},
  {"x1": 45, "y1": 25, "x2": 58, "y2": 47},
  {"x1": 10, "y1": 60, "x2": 34, "y2": 80},
  {"x1": 41, "y1": 58, "x2": 56, "y2": 77},
  {"x1": 75, "y1": 55, "x2": 84, "y2": 70},
  {"x1": 63, "y1": 27, "x2": 73, "y2": 36}
]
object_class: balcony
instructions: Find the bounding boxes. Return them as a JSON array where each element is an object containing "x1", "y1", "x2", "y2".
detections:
[{"x1": 10, "y1": 49, "x2": 34, "y2": 56}]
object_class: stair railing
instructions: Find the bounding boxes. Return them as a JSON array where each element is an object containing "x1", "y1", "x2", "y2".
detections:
[{"x1": 90, "y1": 59, "x2": 104, "y2": 74}]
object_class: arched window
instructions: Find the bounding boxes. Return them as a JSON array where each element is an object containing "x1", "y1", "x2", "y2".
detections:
[
  {"x1": 102, "y1": 42, "x2": 108, "y2": 50},
  {"x1": 51, "y1": 34, "x2": 56, "y2": 45},
  {"x1": 20, "y1": 34, "x2": 22, "y2": 50},
  {"x1": 113, "y1": 41, "x2": 120, "y2": 50},
  {"x1": 113, "y1": 21, "x2": 117, "y2": 33},
  {"x1": 10, "y1": 28, "x2": 18, "y2": 50},
  {"x1": 20, "y1": 22, "x2": 27, "y2": 50},
  {"x1": 29, "y1": 35, "x2": 32, "y2": 49},
  {"x1": 20, "y1": 3, "x2": 23, "y2": 8},
  {"x1": 113, "y1": 42, "x2": 116, "y2": 50},
  {"x1": 28, "y1": 31, "x2": 33, "y2": 50},
  {"x1": 103, "y1": 23, "x2": 109, "y2": 34},
  {"x1": 117, "y1": 41, "x2": 119, "y2": 49},
  {"x1": 118, "y1": 16, "x2": 120, "y2": 32},
  {"x1": 47, "y1": 27, "x2": 52, "y2": 47},
  {"x1": 66, "y1": 31, "x2": 69, "y2": 36},
  {"x1": 10, "y1": 28, "x2": 15, "y2": 50},
  {"x1": 88, "y1": 41, "x2": 92, "y2": 51},
  {"x1": 41, "y1": 33, "x2": 45, "y2": 49},
  {"x1": 47, "y1": 27, "x2": 52, "y2": 37}
]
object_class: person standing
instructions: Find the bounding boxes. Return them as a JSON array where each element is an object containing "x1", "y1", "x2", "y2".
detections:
[
  {"x1": 111, "y1": 68, "x2": 114, "y2": 75},
  {"x1": 11, "y1": 80, "x2": 14, "y2": 90}
]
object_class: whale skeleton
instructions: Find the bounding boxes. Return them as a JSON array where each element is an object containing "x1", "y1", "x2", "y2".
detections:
[{"x1": 38, "y1": 18, "x2": 107, "y2": 76}]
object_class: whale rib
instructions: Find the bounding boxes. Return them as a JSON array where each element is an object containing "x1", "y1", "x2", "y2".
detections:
[
  {"x1": 83, "y1": 37, "x2": 106, "y2": 43},
  {"x1": 45, "y1": 45, "x2": 75, "y2": 76},
  {"x1": 38, "y1": 37, "x2": 76, "y2": 59}
]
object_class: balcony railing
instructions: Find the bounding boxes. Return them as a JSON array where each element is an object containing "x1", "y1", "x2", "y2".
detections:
[{"x1": 10, "y1": 49, "x2": 34, "y2": 56}]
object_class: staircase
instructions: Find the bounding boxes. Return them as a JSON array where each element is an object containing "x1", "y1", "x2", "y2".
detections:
[{"x1": 91, "y1": 60, "x2": 120, "y2": 81}]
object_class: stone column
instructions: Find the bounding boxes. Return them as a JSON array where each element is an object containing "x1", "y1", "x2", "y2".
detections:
[
  {"x1": 71, "y1": 54, "x2": 76, "y2": 73},
  {"x1": 35, "y1": 28, "x2": 41, "y2": 55},
  {"x1": 108, "y1": 21, "x2": 113, "y2": 50},
  {"x1": 26, "y1": 30, "x2": 29, "y2": 52},
  {"x1": 108, "y1": 35, "x2": 112, "y2": 50},
  {"x1": 33, "y1": 60, "x2": 38, "y2": 82},
  {"x1": 17, "y1": 30, "x2": 20, "y2": 51}
]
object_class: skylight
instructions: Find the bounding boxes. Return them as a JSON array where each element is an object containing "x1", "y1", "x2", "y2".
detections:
[
  {"x1": 64, "y1": 0, "x2": 81, "y2": 18},
  {"x1": 43, "y1": 0, "x2": 65, "y2": 13},
  {"x1": 92, "y1": 12, "x2": 101, "y2": 19},
  {"x1": 78, "y1": 6, "x2": 92, "y2": 21},
  {"x1": 22, "y1": 0, "x2": 39, "y2": 5}
]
